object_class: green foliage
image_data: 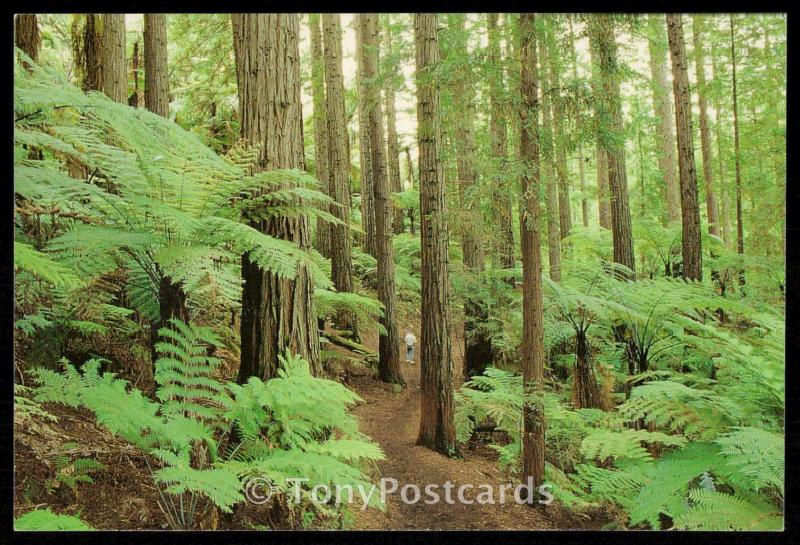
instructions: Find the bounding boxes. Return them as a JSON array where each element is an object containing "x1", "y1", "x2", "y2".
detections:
[
  {"x1": 29, "y1": 320, "x2": 383, "y2": 528},
  {"x1": 15, "y1": 509, "x2": 94, "y2": 531}
]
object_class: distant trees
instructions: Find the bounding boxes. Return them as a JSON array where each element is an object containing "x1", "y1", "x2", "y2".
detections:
[
  {"x1": 310, "y1": 14, "x2": 330, "y2": 257},
  {"x1": 588, "y1": 15, "x2": 635, "y2": 275},
  {"x1": 360, "y1": 14, "x2": 404, "y2": 386},
  {"x1": 414, "y1": 13, "x2": 457, "y2": 455},
  {"x1": 322, "y1": 14, "x2": 358, "y2": 335},
  {"x1": 691, "y1": 15, "x2": 721, "y2": 238},
  {"x1": 647, "y1": 14, "x2": 681, "y2": 225},
  {"x1": 667, "y1": 14, "x2": 703, "y2": 281}
]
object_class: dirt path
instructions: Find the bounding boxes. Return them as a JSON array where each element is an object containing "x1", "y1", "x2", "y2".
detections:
[{"x1": 348, "y1": 329, "x2": 567, "y2": 530}]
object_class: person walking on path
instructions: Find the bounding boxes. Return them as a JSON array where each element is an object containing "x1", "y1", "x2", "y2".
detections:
[{"x1": 404, "y1": 330, "x2": 417, "y2": 364}]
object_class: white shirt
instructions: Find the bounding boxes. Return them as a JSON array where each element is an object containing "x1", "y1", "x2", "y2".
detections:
[{"x1": 404, "y1": 333, "x2": 417, "y2": 347}]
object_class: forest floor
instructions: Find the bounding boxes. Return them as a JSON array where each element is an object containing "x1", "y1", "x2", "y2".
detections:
[
  {"x1": 346, "y1": 315, "x2": 597, "y2": 530},
  {"x1": 13, "y1": 312, "x2": 604, "y2": 530}
]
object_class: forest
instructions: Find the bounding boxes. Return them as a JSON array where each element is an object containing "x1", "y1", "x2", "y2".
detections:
[{"x1": 12, "y1": 12, "x2": 785, "y2": 531}]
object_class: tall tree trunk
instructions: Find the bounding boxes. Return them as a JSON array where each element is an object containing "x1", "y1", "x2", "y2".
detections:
[
  {"x1": 129, "y1": 40, "x2": 140, "y2": 107},
  {"x1": 309, "y1": 14, "x2": 331, "y2": 257},
  {"x1": 144, "y1": 14, "x2": 170, "y2": 118},
  {"x1": 14, "y1": 14, "x2": 40, "y2": 67},
  {"x1": 232, "y1": 14, "x2": 321, "y2": 382},
  {"x1": 667, "y1": 14, "x2": 703, "y2": 281},
  {"x1": 76, "y1": 14, "x2": 104, "y2": 92},
  {"x1": 142, "y1": 13, "x2": 188, "y2": 361},
  {"x1": 361, "y1": 14, "x2": 404, "y2": 386},
  {"x1": 414, "y1": 13, "x2": 457, "y2": 456},
  {"x1": 588, "y1": 15, "x2": 635, "y2": 276},
  {"x1": 488, "y1": 13, "x2": 516, "y2": 272},
  {"x1": 356, "y1": 19, "x2": 377, "y2": 258},
  {"x1": 647, "y1": 14, "x2": 682, "y2": 225},
  {"x1": 404, "y1": 147, "x2": 417, "y2": 235},
  {"x1": 519, "y1": 12, "x2": 546, "y2": 496},
  {"x1": 589, "y1": 41, "x2": 611, "y2": 230},
  {"x1": 711, "y1": 51, "x2": 733, "y2": 247},
  {"x1": 383, "y1": 18, "x2": 405, "y2": 236},
  {"x1": 545, "y1": 16, "x2": 571, "y2": 243},
  {"x1": 322, "y1": 14, "x2": 358, "y2": 336},
  {"x1": 730, "y1": 15, "x2": 745, "y2": 260},
  {"x1": 569, "y1": 17, "x2": 590, "y2": 229},
  {"x1": 691, "y1": 15, "x2": 721, "y2": 237},
  {"x1": 448, "y1": 14, "x2": 491, "y2": 379},
  {"x1": 540, "y1": 32, "x2": 562, "y2": 282},
  {"x1": 102, "y1": 14, "x2": 127, "y2": 103}
]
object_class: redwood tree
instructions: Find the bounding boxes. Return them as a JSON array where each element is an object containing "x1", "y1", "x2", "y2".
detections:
[
  {"x1": 692, "y1": 15, "x2": 721, "y2": 237},
  {"x1": 144, "y1": 14, "x2": 170, "y2": 118},
  {"x1": 310, "y1": 14, "x2": 331, "y2": 257},
  {"x1": 447, "y1": 14, "x2": 491, "y2": 379},
  {"x1": 14, "y1": 14, "x2": 40, "y2": 66},
  {"x1": 232, "y1": 14, "x2": 320, "y2": 381},
  {"x1": 487, "y1": 13, "x2": 515, "y2": 272},
  {"x1": 414, "y1": 13, "x2": 457, "y2": 455},
  {"x1": 667, "y1": 13, "x2": 703, "y2": 281},
  {"x1": 588, "y1": 15, "x2": 635, "y2": 275},
  {"x1": 322, "y1": 13, "x2": 357, "y2": 334},
  {"x1": 647, "y1": 14, "x2": 681, "y2": 225},
  {"x1": 355, "y1": 19, "x2": 376, "y2": 258},
  {"x1": 519, "y1": 11, "x2": 546, "y2": 495},
  {"x1": 102, "y1": 14, "x2": 127, "y2": 103},
  {"x1": 361, "y1": 14, "x2": 404, "y2": 386}
]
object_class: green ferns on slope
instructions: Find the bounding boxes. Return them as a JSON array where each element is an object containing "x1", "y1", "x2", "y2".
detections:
[
  {"x1": 455, "y1": 270, "x2": 784, "y2": 530},
  {"x1": 31, "y1": 320, "x2": 384, "y2": 529}
]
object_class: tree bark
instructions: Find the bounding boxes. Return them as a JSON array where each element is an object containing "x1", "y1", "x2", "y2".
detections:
[
  {"x1": 647, "y1": 14, "x2": 682, "y2": 225},
  {"x1": 128, "y1": 40, "x2": 140, "y2": 107},
  {"x1": 76, "y1": 14, "x2": 104, "y2": 92},
  {"x1": 539, "y1": 28, "x2": 562, "y2": 282},
  {"x1": 309, "y1": 14, "x2": 331, "y2": 257},
  {"x1": 691, "y1": 15, "x2": 721, "y2": 237},
  {"x1": 414, "y1": 13, "x2": 457, "y2": 456},
  {"x1": 144, "y1": 14, "x2": 170, "y2": 117},
  {"x1": 383, "y1": 18, "x2": 405, "y2": 236},
  {"x1": 488, "y1": 13, "x2": 516, "y2": 272},
  {"x1": 232, "y1": 14, "x2": 321, "y2": 382},
  {"x1": 322, "y1": 14, "x2": 357, "y2": 335},
  {"x1": 102, "y1": 14, "x2": 127, "y2": 103},
  {"x1": 588, "y1": 15, "x2": 635, "y2": 276},
  {"x1": 518, "y1": 12, "x2": 547, "y2": 496},
  {"x1": 545, "y1": 16, "x2": 571, "y2": 242},
  {"x1": 361, "y1": 14, "x2": 404, "y2": 386},
  {"x1": 667, "y1": 14, "x2": 703, "y2": 281},
  {"x1": 15, "y1": 14, "x2": 40, "y2": 67},
  {"x1": 355, "y1": 19, "x2": 377, "y2": 258},
  {"x1": 404, "y1": 147, "x2": 417, "y2": 234}
]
